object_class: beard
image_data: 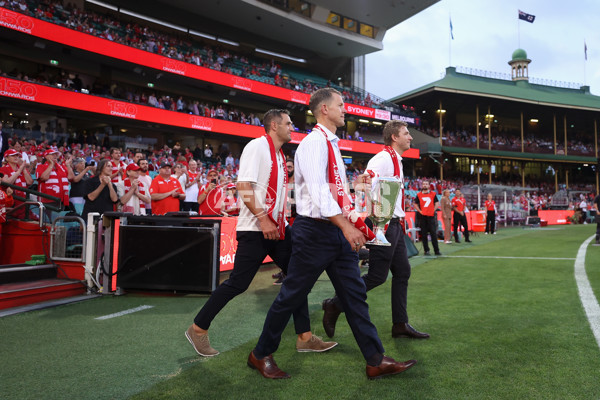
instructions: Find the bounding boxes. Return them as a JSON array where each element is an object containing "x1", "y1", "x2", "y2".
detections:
[{"x1": 287, "y1": 171, "x2": 294, "y2": 178}]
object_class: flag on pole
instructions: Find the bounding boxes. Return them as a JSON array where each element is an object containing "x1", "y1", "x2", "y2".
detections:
[
  {"x1": 518, "y1": 10, "x2": 535, "y2": 23},
  {"x1": 585, "y1": 41, "x2": 588, "y2": 60},
  {"x1": 450, "y1": 17, "x2": 454, "y2": 40}
]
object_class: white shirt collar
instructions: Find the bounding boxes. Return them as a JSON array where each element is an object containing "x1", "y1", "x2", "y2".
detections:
[{"x1": 316, "y1": 123, "x2": 338, "y2": 143}]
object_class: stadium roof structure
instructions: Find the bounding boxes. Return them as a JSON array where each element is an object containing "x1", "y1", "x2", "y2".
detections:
[
  {"x1": 106, "y1": 0, "x2": 439, "y2": 59},
  {"x1": 390, "y1": 66, "x2": 600, "y2": 112}
]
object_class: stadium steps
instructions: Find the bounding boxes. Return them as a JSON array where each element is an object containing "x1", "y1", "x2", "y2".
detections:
[{"x1": 0, "y1": 263, "x2": 88, "y2": 312}]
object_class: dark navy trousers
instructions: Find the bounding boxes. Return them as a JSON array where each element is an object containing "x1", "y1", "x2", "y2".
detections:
[
  {"x1": 254, "y1": 216, "x2": 384, "y2": 361},
  {"x1": 332, "y1": 218, "x2": 411, "y2": 324},
  {"x1": 194, "y1": 226, "x2": 311, "y2": 334}
]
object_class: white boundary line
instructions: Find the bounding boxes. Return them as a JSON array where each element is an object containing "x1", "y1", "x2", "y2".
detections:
[
  {"x1": 438, "y1": 255, "x2": 576, "y2": 260},
  {"x1": 95, "y1": 305, "x2": 154, "y2": 320},
  {"x1": 574, "y1": 235, "x2": 600, "y2": 350}
]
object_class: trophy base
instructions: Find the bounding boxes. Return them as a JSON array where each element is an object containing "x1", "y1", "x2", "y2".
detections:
[{"x1": 366, "y1": 229, "x2": 391, "y2": 247}]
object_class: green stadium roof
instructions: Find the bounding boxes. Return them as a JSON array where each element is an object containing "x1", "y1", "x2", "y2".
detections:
[
  {"x1": 441, "y1": 146, "x2": 596, "y2": 163},
  {"x1": 389, "y1": 66, "x2": 600, "y2": 111}
]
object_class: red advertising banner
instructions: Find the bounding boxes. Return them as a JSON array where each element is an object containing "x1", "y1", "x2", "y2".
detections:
[
  {"x1": 0, "y1": 7, "x2": 392, "y2": 120},
  {"x1": 0, "y1": 76, "x2": 420, "y2": 158}
]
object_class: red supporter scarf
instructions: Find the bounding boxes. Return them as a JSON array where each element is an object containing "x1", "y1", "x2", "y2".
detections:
[
  {"x1": 382, "y1": 145, "x2": 404, "y2": 213},
  {"x1": 315, "y1": 125, "x2": 375, "y2": 241},
  {"x1": 264, "y1": 134, "x2": 287, "y2": 240},
  {"x1": 123, "y1": 178, "x2": 146, "y2": 211}
]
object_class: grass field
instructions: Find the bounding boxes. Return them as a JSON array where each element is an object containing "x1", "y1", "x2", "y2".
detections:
[{"x1": 1, "y1": 224, "x2": 599, "y2": 400}]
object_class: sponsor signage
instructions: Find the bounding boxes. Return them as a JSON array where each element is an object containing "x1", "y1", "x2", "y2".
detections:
[
  {"x1": 391, "y1": 113, "x2": 420, "y2": 126},
  {"x1": 0, "y1": 7, "x2": 392, "y2": 120},
  {"x1": 0, "y1": 76, "x2": 420, "y2": 158}
]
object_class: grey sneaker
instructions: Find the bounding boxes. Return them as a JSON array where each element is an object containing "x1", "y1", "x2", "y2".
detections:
[
  {"x1": 296, "y1": 335, "x2": 338, "y2": 352},
  {"x1": 185, "y1": 325, "x2": 219, "y2": 357}
]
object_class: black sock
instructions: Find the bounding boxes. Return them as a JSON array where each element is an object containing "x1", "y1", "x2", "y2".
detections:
[{"x1": 367, "y1": 352, "x2": 384, "y2": 367}]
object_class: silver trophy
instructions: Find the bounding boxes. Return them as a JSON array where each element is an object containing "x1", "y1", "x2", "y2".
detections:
[{"x1": 366, "y1": 177, "x2": 401, "y2": 246}]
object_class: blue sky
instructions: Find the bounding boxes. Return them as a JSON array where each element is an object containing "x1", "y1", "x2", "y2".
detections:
[{"x1": 365, "y1": 0, "x2": 599, "y2": 100}]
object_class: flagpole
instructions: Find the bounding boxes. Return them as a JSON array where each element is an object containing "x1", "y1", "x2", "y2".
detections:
[
  {"x1": 584, "y1": 40, "x2": 587, "y2": 85},
  {"x1": 517, "y1": 11, "x2": 520, "y2": 48},
  {"x1": 449, "y1": 13, "x2": 452, "y2": 67}
]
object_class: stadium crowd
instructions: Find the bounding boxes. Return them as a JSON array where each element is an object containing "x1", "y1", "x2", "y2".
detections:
[
  {"x1": 422, "y1": 126, "x2": 596, "y2": 156},
  {"x1": 1, "y1": 133, "x2": 596, "y2": 223},
  {"x1": 1, "y1": 0, "x2": 393, "y2": 111}
]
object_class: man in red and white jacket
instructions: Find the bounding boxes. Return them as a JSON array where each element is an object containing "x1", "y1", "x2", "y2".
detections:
[
  {"x1": 36, "y1": 149, "x2": 73, "y2": 211},
  {"x1": 109, "y1": 147, "x2": 127, "y2": 184},
  {"x1": 117, "y1": 163, "x2": 150, "y2": 215},
  {"x1": 0, "y1": 149, "x2": 33, "y2": 214}
]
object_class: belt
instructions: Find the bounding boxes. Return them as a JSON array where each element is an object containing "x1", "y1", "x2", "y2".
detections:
[
  {"x1": 390, "y1": 217, "x2": 404, "y2": 223},
  {"x1": 310, "y1": 217, "x2": 333, "y2": 225}
]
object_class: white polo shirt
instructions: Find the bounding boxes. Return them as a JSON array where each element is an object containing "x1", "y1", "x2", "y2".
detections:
[{"x1": 236, "y1": 136, "x2": 287, "y2": 232}]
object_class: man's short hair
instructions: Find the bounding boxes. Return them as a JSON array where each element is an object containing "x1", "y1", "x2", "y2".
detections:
[
  {"x1": 262, "y1": 109, "x2": 290, "y2": 133},
  {"x1": 109, "y1": 147, "x2": 120, "y2": 155},
  {"x1": 382, "y1": 120, "x2": 408, "y2": 146},
  {"x1": 309, "y1": 88, "x2": 342, "y2": 117}
]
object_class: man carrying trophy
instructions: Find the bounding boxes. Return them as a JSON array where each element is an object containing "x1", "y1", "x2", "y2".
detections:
[{"x1": 322, "y1": 120, "x2": 430, "y2": 340}]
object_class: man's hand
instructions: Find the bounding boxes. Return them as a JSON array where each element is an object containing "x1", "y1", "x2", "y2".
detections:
[
  {"x1": 341, "y1": 224, "x2": 366, "y2": 252},
  {"x1": 258, "y1": 215, "x2": 279, "y2": 241},
  {"x1": 353, "y1": 173, "x2": 372, "y2": 193},
  {"x1": 330, "y1": 214, "x2": 366, "y2": 252},
  {"x1": 171, "y1": 190, "x2": 180, "y2": 197}
]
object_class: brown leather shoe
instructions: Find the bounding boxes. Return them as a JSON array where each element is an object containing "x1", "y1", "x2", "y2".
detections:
[
  {"x1": 366, "y1": 356, "x2": 417, "y2": 379},
  {"x1": 247, "y1": 351, "x2": 290, "y2": 379},
  {"x1": 322, "y1": 298, "x2": 342, "y2": 338},
  {"x1": 392, "y1": 323, "x2": 430, "y2": 339}
]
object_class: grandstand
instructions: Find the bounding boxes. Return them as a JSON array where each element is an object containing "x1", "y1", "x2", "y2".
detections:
[
  {"x1": 389, "y1": 49, "x2": 600, "y2": 195},
  {"x1": 0, "y1": 0, "x2": 432, "y2": 163}
]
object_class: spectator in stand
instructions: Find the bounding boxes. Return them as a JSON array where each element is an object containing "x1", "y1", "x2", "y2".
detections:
[
  {"x1": 440, "y1": 189, "x2": 453, "y2": 244},
  {"x1": 0, "y1": 122, "x2": 9, "y2": 158},
  {"x1": 451, "y1": 189, "x2": 471, "y2": 243},
  {"x1": 484, "y1": 193, "x2": 496, "y2": 234},
  {"x1": 171, "y1": 162, "x2": 188, "y2": 209},
  {"x1": 0, "y1": 149, "x2": 34, "y2": 216},
  {"x1": 117, "y1": 163, "x2": 150, "y2": 215},
  {"x1": 36, "y1": 149, "x2": 73, "y2": 221},
  {"x1": 69, "y1": 157, "x2": 93, "y2": 214},
  {"x1": 183, "y1": 159, "x2": 201, "y2": 212},
  {"x1": 220, "y1": 182, "x2": 239, "y2": 216},
  {"x1": 197, "y1": 169, "x2": 223, "y2": 215},
  {"x1": 137, "y1": 158, "x2": 152, "y2": 214},
  {"x1": 109, "y1": 147, "x2": 126, "y2": 183},
  {"x1": 414, "y1": 179, "x2": 441, "y2": 256},
  {"x1": 204, "y1": 145, "x2": 213, "y2": 161},
  {"x1": 225, "y1": 152, "x2": 235, "y2": 167},
  {"x1": 132, "y1": 151, "x2": 144, "y2": 165},
  {"x1": 81, "y1": 159, "x2": 118, "y2": 222},
  {"x1": 149, "y1": 162, "x2": 184, "y2": 215},
  {"x1": 0, "y1": 177, "x2": 14, "y2": 223}
]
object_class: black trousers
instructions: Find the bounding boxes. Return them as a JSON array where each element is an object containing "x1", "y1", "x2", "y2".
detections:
[
  {"x1": 255, "y1": 216, "x2": 384, "y2": 362},
  {"x1": 331, "y1": 218, "x2": 412, "y2": 324},
  {"x1": 453, "y1": 212, "x2": 470, "y2": 242},
  {"x1": 486, "y1": 210, "x2": 496, "y2": 233},
  {"x1": 194, "y1": 226, "x2": 310, "y2": 334},
  {"x1": 418, "y1": 214, "x2": 440, "y2": 253}
]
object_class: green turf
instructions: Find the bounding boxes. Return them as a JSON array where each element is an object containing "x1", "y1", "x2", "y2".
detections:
[{"x1": 0, "y1": 225, "x2": 599, "y2": 400}]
